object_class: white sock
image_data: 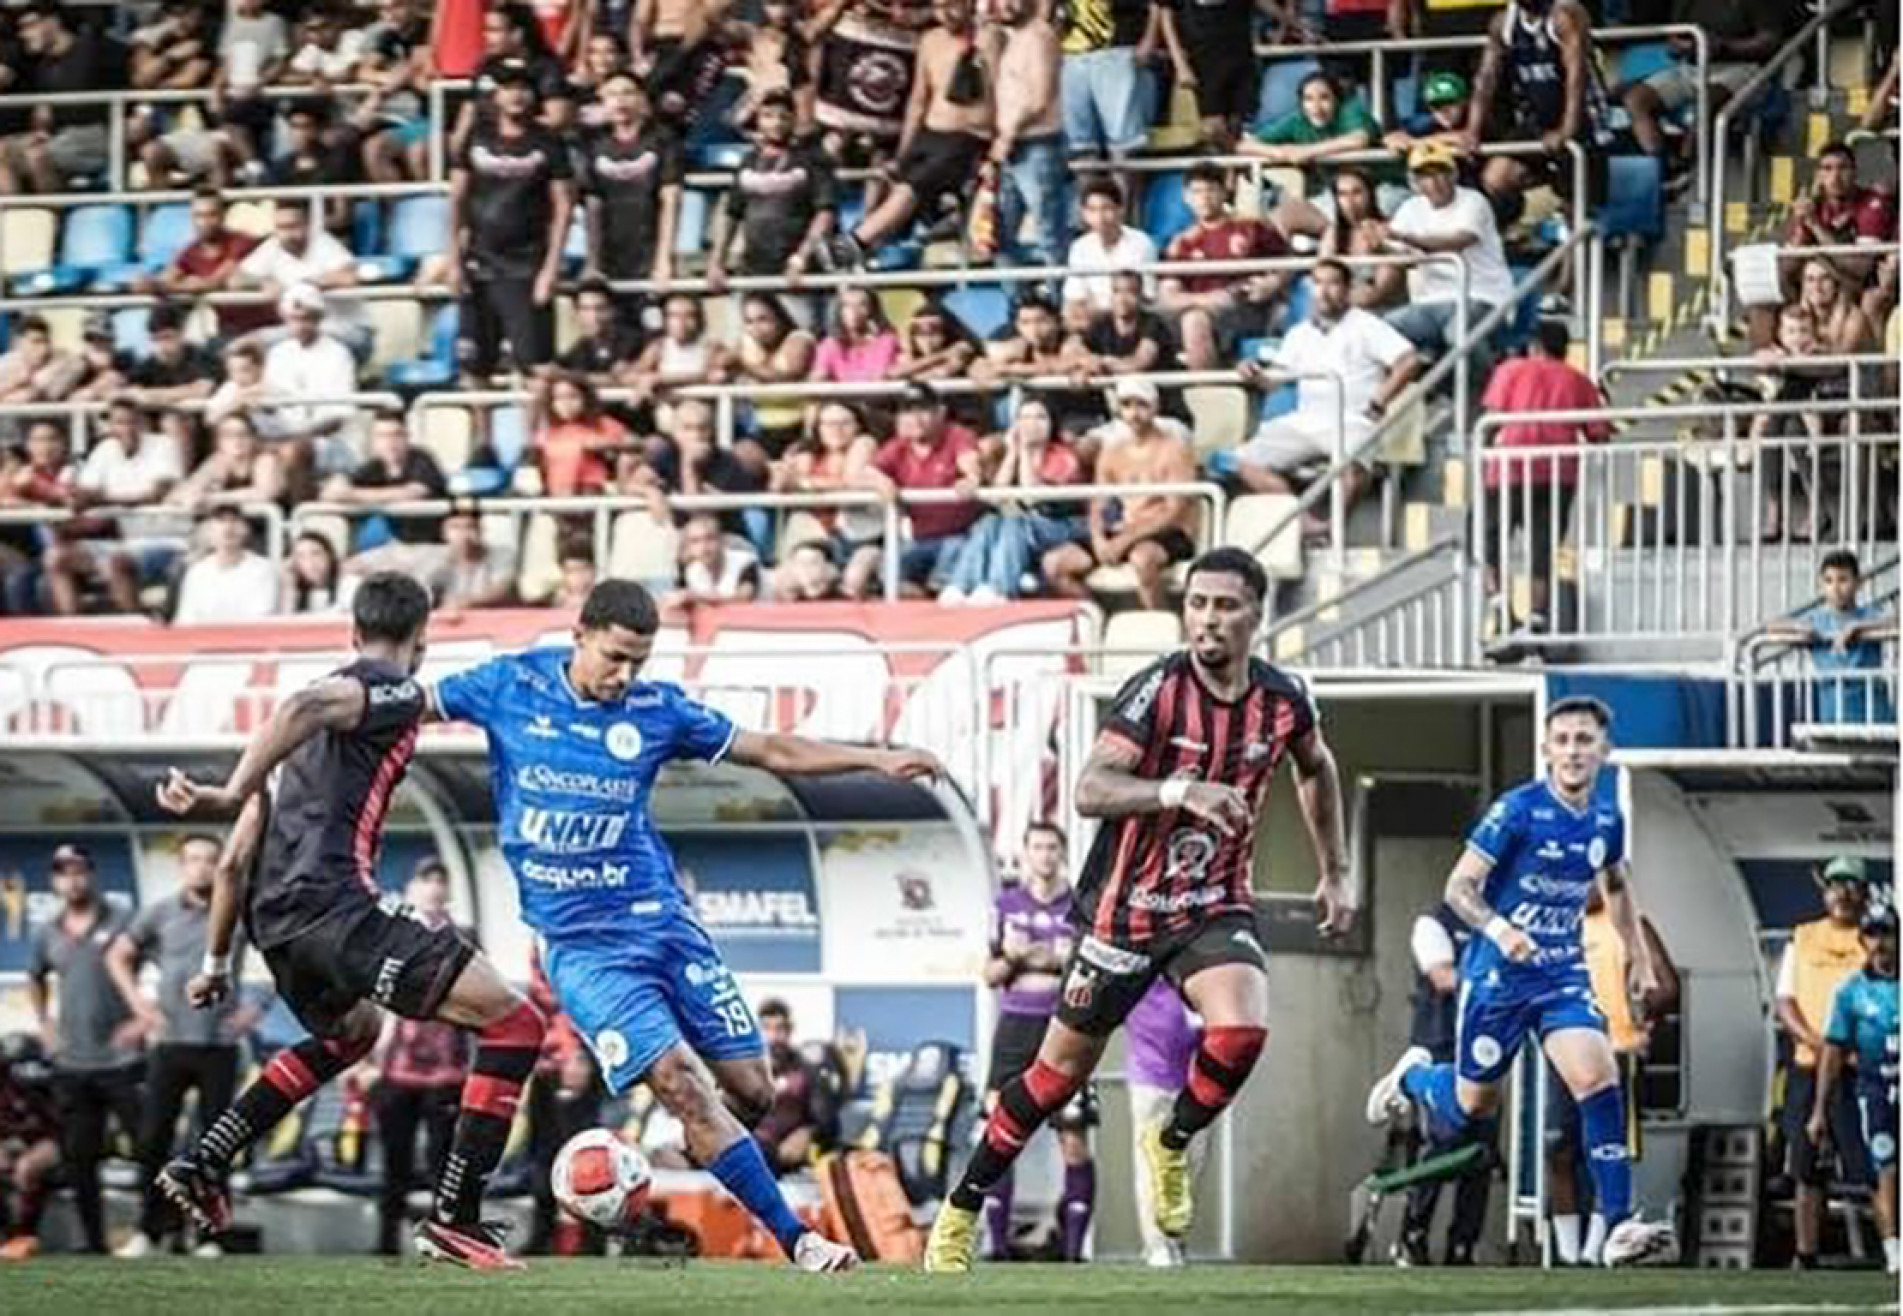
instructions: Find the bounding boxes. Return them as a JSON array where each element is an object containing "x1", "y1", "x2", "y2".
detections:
[
  {"x1": 1884, "y1": 1236, "x2": 1899, "y2": 1273},
  {"x1": 1552, "y1": 1214, "x2": 1582, "y2": 1264},
  {"x1": 1583, "y1": 1214, "x2": 1609, "y2": 1266}
]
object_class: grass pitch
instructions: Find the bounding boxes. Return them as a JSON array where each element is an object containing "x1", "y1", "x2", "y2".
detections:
[{"x1": 0, "y1": 1258, "x2": 1895, "y2": 1315}]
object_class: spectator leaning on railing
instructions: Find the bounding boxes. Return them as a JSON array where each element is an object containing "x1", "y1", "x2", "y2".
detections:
[{"x1": 1763, "y1": 549, "x2": 1898, "y2": 726}]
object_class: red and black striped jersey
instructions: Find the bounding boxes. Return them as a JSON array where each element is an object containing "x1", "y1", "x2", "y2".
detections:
[
  {"x1": 1073, "y1": 651, "x2": 1318, "y2": 946},
  {"x1": 248, "y1": 657, "x2": 425, "y2": 951}
]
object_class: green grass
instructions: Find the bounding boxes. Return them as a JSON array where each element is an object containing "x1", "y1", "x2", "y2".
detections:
[{"x1": 0, "y1": 1259, "x2": 1895, "y2": 1314}]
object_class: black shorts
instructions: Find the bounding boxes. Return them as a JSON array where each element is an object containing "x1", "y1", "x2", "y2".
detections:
[
  {"x1": 1782, "y1": 1064, "x2": 1872, "y2": 1187},
  {"x1": 1186, "y1": 43, "x2": 1256, "y2": 124},
  {"x1": 1483, "y1": 481, "x2": 1576, "y2": 578},
  {"x1": 987, "y1": 1010, "x2": 1100, "y2": 1131},
  {"x1": 1055, "y1": 910, "x2": 1266, "y2": 1038},
  {"x1": 896, "y1": 129, "x2": 985, "y2": 210},
  {"x1": 1131, "y1": 526, "x2": 1197, "y2": 565},
  {"x1": 261, "y1": 897, "x2": 475, "y2": 1039},
  {"x1": 458, "y1": 266, "x2": 556, "y2": 378}
]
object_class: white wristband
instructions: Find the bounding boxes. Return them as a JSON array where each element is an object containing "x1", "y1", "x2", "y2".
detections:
[
  {"x1": 201, "y1": 952, "x2": 231, "y2": 978},
  {"x1": 1159, "y1": 778, "x2": 1190, "y2": 809},
  {"x1": 1482, "y1": 916, "x2": 1513, "y2": 948}
]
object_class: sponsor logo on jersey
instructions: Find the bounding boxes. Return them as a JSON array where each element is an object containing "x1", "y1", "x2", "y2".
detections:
[
  {"x1": 1077, "y1": 935, "x2": 1150, "y2": 976},
  {"x1": 519, "y1": 807, "x2": 629, "y2": 855},
  {"x1": 368, "y1": 679, "x2": 419, "y2": 707},
  {"x1": 526, "y1": 714, "x2": 561, "y2": 740},
  {"x1": 568, "y1": 723, "x2": 602, "y2": 740},
  {"x1": 595, "y1": 1029, "x2": 630, "y2": 1069},
  {"x1": 1588, "y1": 1142, "x2": 1630, "y2": 1163},
  {"x1": 1169, "y1": 737, "x2": 1209, "y2": 753},
  {"x1": 606, "y1": 722, "x2": 644, "y2": 761},
  {"x1": 1129, "y1": 884, "x2": 1227, "y2": 913},
  {"x1": 1535, "y1": 840, "x2": 1566, "y2": 862},
  {"x1": 514, "y1": 764, "x2": 640, "y2": 803},
  {"x1": 519, "y1": 857, "x2": 632, "y2": 890}
]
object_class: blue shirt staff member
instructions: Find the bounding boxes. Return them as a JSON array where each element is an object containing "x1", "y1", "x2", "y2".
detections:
[
  {"x1": 1365, "y1": 696, "x2": 1679, "y2": 1267},
  {"x1": 1810, "y1": 905, "x2": 1900, "y2": 1276}
]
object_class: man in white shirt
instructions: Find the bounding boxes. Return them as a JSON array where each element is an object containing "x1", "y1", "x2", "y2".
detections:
[
  {"x1": 1374, "y1": 142, "x2": 1516, "y2": 363},
  {"x1": 1061, "y1": 176, "x2": 1157, "y2": 312},
  {"x1": 1236, "y1": 258, "x2": 1419, "y2": 524},
  {"x1": 235, "y1": 201, "x2": 366, "y2": 347},
  {"x1": 172, "y1": 505, "x2": 279, "y2": 624},
  {"x1": 262, "y1": 285, "x2": 362, "y2": 475},
  {"x1": 664, "y1": 513, "x2": 762, "y2": 613},
  {"x1": 43, "y1": 399, "x2": 187, "y2": 615}
]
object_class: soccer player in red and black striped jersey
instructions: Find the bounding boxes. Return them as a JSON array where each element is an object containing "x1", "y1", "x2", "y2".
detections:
[
  {"x1": 926, "y1": 547, "x2": 1354, "y2": 1271},
  {"x1": 151, "y1": 572, "x2": 548, "y2": 1272}
]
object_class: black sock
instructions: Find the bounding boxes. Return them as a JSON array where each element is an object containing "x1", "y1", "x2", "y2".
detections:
[
  {"x1": 434, "y1": 1002, "x2": 543, "y2": 1226},
  {"x1": 198, "y1": 1036, "x2": 364, "y2": 1172}
]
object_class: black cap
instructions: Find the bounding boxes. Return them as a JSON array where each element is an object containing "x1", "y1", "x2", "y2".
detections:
[
  {"x1": 49, "y1": 843, "x2": 94, "y2": 871},
  {"x1": 492, "y1": 59, "x2": 538, "y2": 91},
  {"x1": 898, "y1": 380, "x2": 943, "y2": 412}
]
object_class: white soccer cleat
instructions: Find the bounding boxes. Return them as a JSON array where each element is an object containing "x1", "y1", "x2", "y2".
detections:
[
  {"x1": 793, "y1": 1231, "x2": 861, "y2": 1273},
  {"x1": 113, "y1": 1232, "x2": 155, "y2": 1259},
  {"x1": 1143, "y1": 1239, "x2": 1185, "y2": 1268},
  {"x1": 1365, "y1": 1046, "x2": 1432, "y2": 1126},
  {"x1": 1602, "y1": 1215, "x2": 1680, "y2": 1268}
]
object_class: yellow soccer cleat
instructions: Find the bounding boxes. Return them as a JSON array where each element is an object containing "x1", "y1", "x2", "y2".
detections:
[
  {"x1": 922, "y1": 1200, "x2": 980, "y2": 1273},
  {"x1": 1140, "y1": 1121, "x2": 1193, "y2": 1239}
]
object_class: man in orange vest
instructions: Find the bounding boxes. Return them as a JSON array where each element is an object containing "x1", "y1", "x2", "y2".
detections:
[
  {"x1": 1776, "y1": 855, "x2": 1873, "y2": 1268},
  {"x1": 1543, "y1": 881, "x2": 1679, "y2": 1263}
]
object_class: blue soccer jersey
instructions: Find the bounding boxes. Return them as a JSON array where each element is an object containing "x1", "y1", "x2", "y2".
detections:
[
  {"x1": 433, "y1": 648, "x2": 763, "y2": 1092},
  {"x1": 434, "y1": 648, "x2": 737, "y2": 940},
  {"x1": 1453, "y1": 775, "x2": 1625, "y2": 1082},
  {"x1": 1826, "y1": 969, "x2": 1900, "y2": 1170}
]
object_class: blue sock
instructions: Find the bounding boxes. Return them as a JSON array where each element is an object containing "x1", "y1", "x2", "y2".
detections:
[
  {"x1": 707, "y1": 1136, "x2": 807, "y2": 1258},
  {"x1": 1400, "y1": 1062, "x2": 1472, "y2": 1144},
  {"x1": 1578, "y1": 1085, "x2": 1632, "y2": 1225}
]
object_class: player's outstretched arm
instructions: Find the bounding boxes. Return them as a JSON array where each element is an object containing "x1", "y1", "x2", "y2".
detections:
[
  {"x1": 1445, "y1": 846, "x2": 1535, "y2": 963},
  {"x1": 187, "y1": 794, "x2": 265, "y2": 1010},
  {"x1": 157, "y1": 676, "x2": 369, "y2": 816},
  {"x1": 1289, "y1": 727, "x2": 1355, "y2": 936},
  {"x1": 727, "y1": 730, "x2": 945, "y2": 782},
  {"x1": 1073, "y1": 730, "x2": 1251, "y2": 834}
]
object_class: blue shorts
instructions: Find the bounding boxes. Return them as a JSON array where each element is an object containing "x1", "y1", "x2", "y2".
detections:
[
  {"x1": 544, "y1": 915, "x2": 763, "y2": 1095},
  {"x1": 1455, "y1": 967, "x2": 1605, "y2": 1084},
  {"x1": 1859, "y1": 1083, "x2": 1898, "y2": 1172}
]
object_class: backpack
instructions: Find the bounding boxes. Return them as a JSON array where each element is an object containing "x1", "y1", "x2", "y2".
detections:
[{"x1": 816, "y1": 1149, "x2": 924, "y2": 1263}]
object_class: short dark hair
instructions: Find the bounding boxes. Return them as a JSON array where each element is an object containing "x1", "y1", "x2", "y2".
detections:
[
  {"x1": 575, "y1": 276, "x2": 613, "y2": 302},
  {"x1": 17, "y1": 314, "x2": 48, "y2": 338},
  {"x1": 1185, "y1": 161, "x2": 1228, "y2": 191},
  {"x1": 1820, "y1": 548, "x2": 1861, "y2": 578},
  {"x1": 1298, "y1": 71, "x2": 1339, "y2": 100},
  {"x1": 1079, "y1": 174, "x2": 1124, "y2": 209},
  {"x1": 1014, "y1": 290, "x2": 1058, "y2": 319},
  {"x1": 370, "y1": 407, "x2": 407, "y2": 430},
  {"x1": 1025, "y1": 819, "x2": 1068, "y2": 847},
  {"x1": 148, "y1": 303, "x2": 186, "y2": 335},
  {"x1": 579, "y1": 578, "x2": 659, "y2": 635},
  {"x1": 757, "y1": 997, "x2": 792, "y2": 1023},
  {"x1": 1534, "y1": 318, "x2": 1571, "y2": 359},
  {"x1": 899, "y1": 380, "x2": 944, "y2": 413},
  {"x1": 1545, "y1": 695, "x2": 1612, "y2": 730},
  {"x1": 1311, "y1": 256, "x2": 1351, "y2": 284},
  {"x1": 1185, "y1": 546, "x2": 1268, "y2": 605},
  {"x1": 191, "y1": 184, "x2": 224, "y2": 207},
  {"x1": 352, "y1": 570, "x2": 432, "y2": 644},
  {"x1": 1818, "y1": 140, "x2": 1855, "y2": 167},
  {"x1": 226, "y1": 340, "x2": 262, "y2": 364},
  {"x1": 758, "y1": 88, "x2": 795, "y2": 112}
]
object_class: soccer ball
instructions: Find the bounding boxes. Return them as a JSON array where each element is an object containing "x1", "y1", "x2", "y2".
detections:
[{"x1": 552, "y1": 1128, "x2": 652, "y2": 1229}]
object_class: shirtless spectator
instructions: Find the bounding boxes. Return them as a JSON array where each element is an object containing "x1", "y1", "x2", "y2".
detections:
[
  {"x1": 1160, "y1": 163, "x2": 1289, "y2": 370},
  {"x1": 989, "y1": 0, "x2": 1068, "y2": 268},
  {"x1": 1041, "y1": 378, "x2": 1196, "y2": 611},
  {"x1": 831, "y1": 0, "x2": 996, "y2": 265}
]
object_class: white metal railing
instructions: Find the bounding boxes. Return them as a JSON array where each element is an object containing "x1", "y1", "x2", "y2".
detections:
[
  {"x1": 1260, "y1": 536, "x2": 1466, "y2": 669},
  {"x1": 1708, "y1": 0, "x2": 1867, "y2": 327},
  {"x1": 0, "y1": 499, "x2": 286, "y2": 577},
  {"x1": 1732, "y1": 618, "x2": 1899, "y2": 750},
  {"x1": 1472, "y1": 400, "x2": 1900, "y2": 649},
  {"x1": 0, "y1": 393, "x2": 403, "y2": 455}
]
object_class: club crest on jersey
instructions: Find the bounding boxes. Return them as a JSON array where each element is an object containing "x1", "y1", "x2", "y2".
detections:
[
  {"x1": 606, "y1": 722, "x2": 644, "y2": 761},
  {"x1": 1063, "y1": 963, "x2": 1099, "y2": 1010},
  {"x1": 595, "y1": 1028, "x2": 630, "y2": 1068},
  {"x1": 896, "y1": 871, "x2": 935, "y2": 911},
  {"x1": 1587, "y1": 837, "x2": 1607, "y2": 869},
  {"x1": 1470, "y1": 1034, "x2": 1502, "y2": 1069}
]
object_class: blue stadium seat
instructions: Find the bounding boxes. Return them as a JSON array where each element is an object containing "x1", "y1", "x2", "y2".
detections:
[
  {"x1": 1141, "y1": 170, "x2": 1194, "y2": 247},
  {"x1": 10, "y1": 203, "x2": 134, "y2": 296},
  {"x1": 1281, "y1": 275, "x2": 1313, "y2": 329},
  {"x1": 360, "y1": 194, "x2": 447, "y2": 282},
  {"x1": 138, "y1": 203, "x2": 194, "y2": 270},
  {"x1": 942, "y1": 284, "x2": 1011, "y2": 340},
  {"x1": 489, "y1": 404, "x2": 530, "y2": 470},
  {"x1": 1597, "y1": 155, "x2": 1664, "y2": 245},
  {"x1": 352, "y1": 200, "x2": 386, "y2": 257},
  {"x1": 385, "y1": 303, "x2": 459, "y2": 390},
  {"x1": 674, "y1": 189, "x2": 710, "y2": 258},
  {"x1": 1256, "y1": 58, "x2": 1320, "y2": 130},
  {"x1": 1261, "y1": 381, "x2": 1298, "y2": 420},
  {"x1": 1612, "y1": 41, "x2": 1677, "y2": 92},
  {"x1": 1391, "y1": 73, "x2": 1419, "y2": 124},
  {"x1": 111, "y1": 307, "x2": 152, "y2": 357}
]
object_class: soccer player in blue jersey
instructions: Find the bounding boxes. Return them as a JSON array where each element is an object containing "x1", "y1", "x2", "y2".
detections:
[
  {"x1": 1364, "y1": 696, "x2": 1679, "y2": 1267},
  {"x1": 1810, "y1": 904, "x2": 1899, "y2": 1274},
  {"x1": 423, "y1": 579, "x2": 942, "y2": 1272}
]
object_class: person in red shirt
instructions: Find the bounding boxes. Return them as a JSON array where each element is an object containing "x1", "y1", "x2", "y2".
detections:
[
  {"x1": 1478, "y1": 319, "x2": 1609, "y2": 636},
  {"x1": 940, "y1": 393, "x2": 1088, "y2": 603},
  {"x1": 1764, "y1": 142, "x2": 1899, "y2": 346},
  {"x1": 134, "y1": 188, "x2": 263, "y2": 339},
  {"x1": 856, "y1": 382, "x2": 983, "y2": 599},
  {"x1": 1, "y1": 419, "x2": 76, "y2": 613},
  {"x1": 1159, "y1": 163, "x2": 1290, "y2": 370},
  {"x1": 531, "y1": 369, "x2": 631, "y2": 498}
]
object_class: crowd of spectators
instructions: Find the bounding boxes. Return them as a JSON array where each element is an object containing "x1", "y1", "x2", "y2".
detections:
[{"x1": 0, "y1": 0, "x2": 1890, "y2": 635}]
